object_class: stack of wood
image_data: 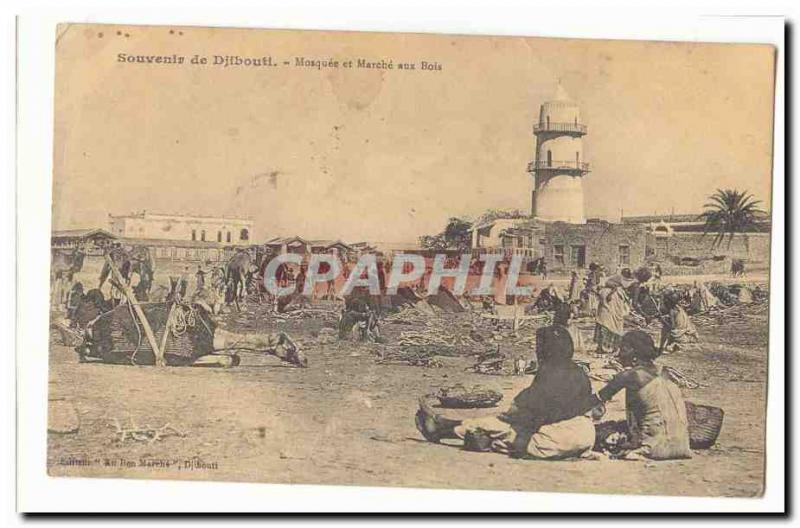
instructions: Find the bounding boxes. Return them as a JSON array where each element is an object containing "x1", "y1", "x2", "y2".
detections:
[
  {"x1": 625, "y1": 310, "x2": 660, "y2": 330},
  {"x1": 275, "y1": 308, "x2": 339, "y2": 322},
  {"x1": 398, "y1": 328, "x2": 453, "y2": 345},
  {"x1": 314, "y1": 327, "x2": 338, "y2": 345},
  {"x1": 693, "y1": 302, "x2": 769, "y2": 328},
  {"x1": 707, "y1": 283, "x2": 743, "y2": 306},
  {"x1": 376, "y1": 347, "x2": 443, "y2": 368},
  {"x1": 662, "y1": 366, "x2": 701, "y2": 389},
  {"x1": 384, "y1": 305, "x2": 432, "y2": 326},
  {"x1": 469, "y1": 346, "x2": 508, "y2": 375}
]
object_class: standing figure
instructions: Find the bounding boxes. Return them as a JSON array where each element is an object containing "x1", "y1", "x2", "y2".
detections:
[
  {"x1": 567, "y1": 270, "x2": 581, "y2": 302},
  {"x1": 179, "y1": 266, "x2": 190, "y2": 299},
  {"x1": 65, "y1": 281, "x2": 85, "y2": 323},
  {"x1": 593, "y1": 278, "x2": 630, "y2": 355},
  {"x1": 275, "y1": 262, "x2": 289, "y2": 288},
  {"x1": 295, "y1": 265, "x2": 307, "y2": 296},
  {"x1": 196, "y1": 264, "x2": 206, "y2": 291}
]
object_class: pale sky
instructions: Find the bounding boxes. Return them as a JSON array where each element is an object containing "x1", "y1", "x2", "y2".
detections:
[{"x1": 52, "y1": 25, "x2": 775, "y2": 243}]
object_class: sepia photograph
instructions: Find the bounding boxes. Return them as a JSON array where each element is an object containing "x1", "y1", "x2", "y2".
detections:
[{"x1": 38, "y1": 19, "x2": 779, "y2": 505}]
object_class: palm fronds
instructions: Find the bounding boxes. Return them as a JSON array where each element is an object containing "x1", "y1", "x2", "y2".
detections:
[{"x1": 698, "y1": 189, "x2": 764, "y2": 248}]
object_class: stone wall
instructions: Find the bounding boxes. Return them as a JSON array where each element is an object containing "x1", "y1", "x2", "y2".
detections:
[
  {"x1": 646, "y1": 232, "x2": 771, "y2": 264},
  {"x1": 543, "y1": 222, "x2": 647, "y2": 272}
]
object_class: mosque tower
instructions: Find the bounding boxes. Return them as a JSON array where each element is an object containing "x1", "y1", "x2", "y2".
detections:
[{"x1": 528, "y1": 84, "x2": 589, "y2": 224}]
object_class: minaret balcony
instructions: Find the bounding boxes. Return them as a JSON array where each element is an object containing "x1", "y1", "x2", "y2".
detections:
[
  {"x1": 527, "y1": 160, "x2": 590, "y2": 174},
  {"x1": 533, "y1": 122, "x2": 587, "y2": 136}
]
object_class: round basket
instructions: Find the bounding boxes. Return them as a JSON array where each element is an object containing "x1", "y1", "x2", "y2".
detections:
[
  {"x1": 685, "y1": 401, "x2": 724, "y2": 449},
  {"x1": 436, "y1": 384, "x2": 503, "y2": 409}
]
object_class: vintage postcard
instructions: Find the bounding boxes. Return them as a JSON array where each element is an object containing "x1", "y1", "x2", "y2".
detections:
[{"x1": 47, "y1": 23, "x2": 775, "y2": 498}]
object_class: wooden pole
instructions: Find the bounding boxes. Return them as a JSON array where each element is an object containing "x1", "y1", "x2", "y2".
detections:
[
  {"x1": 159, "y1": 302, "x2": 176, "y2": 360},
  {"x1": 104, "y1": 254, "x2": 165, "y2": 367}
]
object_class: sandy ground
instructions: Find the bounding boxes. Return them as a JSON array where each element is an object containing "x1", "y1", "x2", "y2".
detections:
[{"x1": 47, "y1": 272, "x2": 768, "y2": 498}]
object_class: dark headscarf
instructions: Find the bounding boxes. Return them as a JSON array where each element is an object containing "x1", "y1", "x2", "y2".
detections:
[
  {"x1": 552, "y1": 302, "x2": 572, "y2": 327},
  {"x1": 621, "y1": 330, "x2": 659, "y2": 362},
  {"x1": 535, "y1": 324, "x2": 574, "y2": 365},
  {"x1": 661, "y1": 289, "x2": 681, "y2": 311}
]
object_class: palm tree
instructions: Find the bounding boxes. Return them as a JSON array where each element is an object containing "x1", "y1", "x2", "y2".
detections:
[{"x1": 698, "y1": 189, "x2": 764, "y2": 248}]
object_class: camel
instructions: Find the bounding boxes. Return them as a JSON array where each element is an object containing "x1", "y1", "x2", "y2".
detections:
[
  {"x1": 225, "y1": 250, "x2": 255, "y2": 306},
  {"x1": 98, "y1": 245, "x2": 156, "y2": 300}
]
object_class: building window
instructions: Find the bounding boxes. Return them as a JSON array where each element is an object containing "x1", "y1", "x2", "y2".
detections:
[
  {"x1": 217, "y1": 231, "x2": 222, "y2": 242},
  {"x1": 201, "y1": 230, "x2": 206, "y2": 242},
  {"x1": 554, "y1": 245, "x2": 565, "y2": 266},
  {"x1": 547, "y1": 150, "x2": 552, "y2": 167},
  {"x1": 191, "y1": 229, "x2": 196, "y2": 241},
  {"x1": 619, "y1": 245, "x2": 631, "y2": 266},
  {"x1": 226, "y1": 232, "x2": 232, "y2": 243},
  {"x1": 240, "y1": 228, "x2": 249, "y2": 241},
  {"x1": 570, "y1": 245, "x2": 586, "y2": 268}
]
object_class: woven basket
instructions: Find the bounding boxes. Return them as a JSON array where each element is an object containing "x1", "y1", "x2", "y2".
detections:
[
  {"x1": 86, "y1": 302, "x2": 216, "y2": 366},
  {"x1": 436, "y1": 384, "x2": 503, "y2": 409},
  {"x1": 685, "y1": 401, "x2": 724, "y2": 449}
]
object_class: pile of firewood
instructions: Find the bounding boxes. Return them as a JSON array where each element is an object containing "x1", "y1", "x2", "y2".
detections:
[
  {"x1": 693, "y1": 302, "x2": 768, "y2": 328},
  {"x1": 384, "y1": 305, "x2": 431, "y2": 326},
  {"x1": 275, "y1": 308, "x2": 339, "y2": 322},
  {"x1": 375, "y1": 347, "x2": 443, "y2": 368},
  {"x1": 468, "y1": 346, "x2": 510, "y2": 375}
]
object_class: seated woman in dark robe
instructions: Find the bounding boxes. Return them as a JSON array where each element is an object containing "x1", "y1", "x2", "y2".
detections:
[{"x1": 415, "y1": 323, "x2": 597, "y2": 460}]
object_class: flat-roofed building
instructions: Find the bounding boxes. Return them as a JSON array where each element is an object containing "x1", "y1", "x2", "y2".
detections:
[{"x1": 108, "y1": 211, "x2": 254, "y2": 245}]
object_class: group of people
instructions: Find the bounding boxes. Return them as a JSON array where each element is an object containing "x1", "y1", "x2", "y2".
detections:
[
  {"x1": 563, "y1": 263, "x2": 700, "y2": 356},
  {"x1": 415, "y1": 304, "x2": 692, "y2": 461},
  {"x1": 414, "y1": 261, "x2": 706, "y2": 460}
]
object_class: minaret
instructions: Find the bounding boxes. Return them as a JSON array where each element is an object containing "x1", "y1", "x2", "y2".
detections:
[{"x1": 528, "y1": 85, "x2": 589, "y2": 224}]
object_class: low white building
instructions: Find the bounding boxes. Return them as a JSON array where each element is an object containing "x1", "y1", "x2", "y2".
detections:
[
  {"x1": 470, "y1": 218, "x2": 533, "y2": 249},
  {"x1": 108, "y1": 211, "x2": 254, "y2": 245}
]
